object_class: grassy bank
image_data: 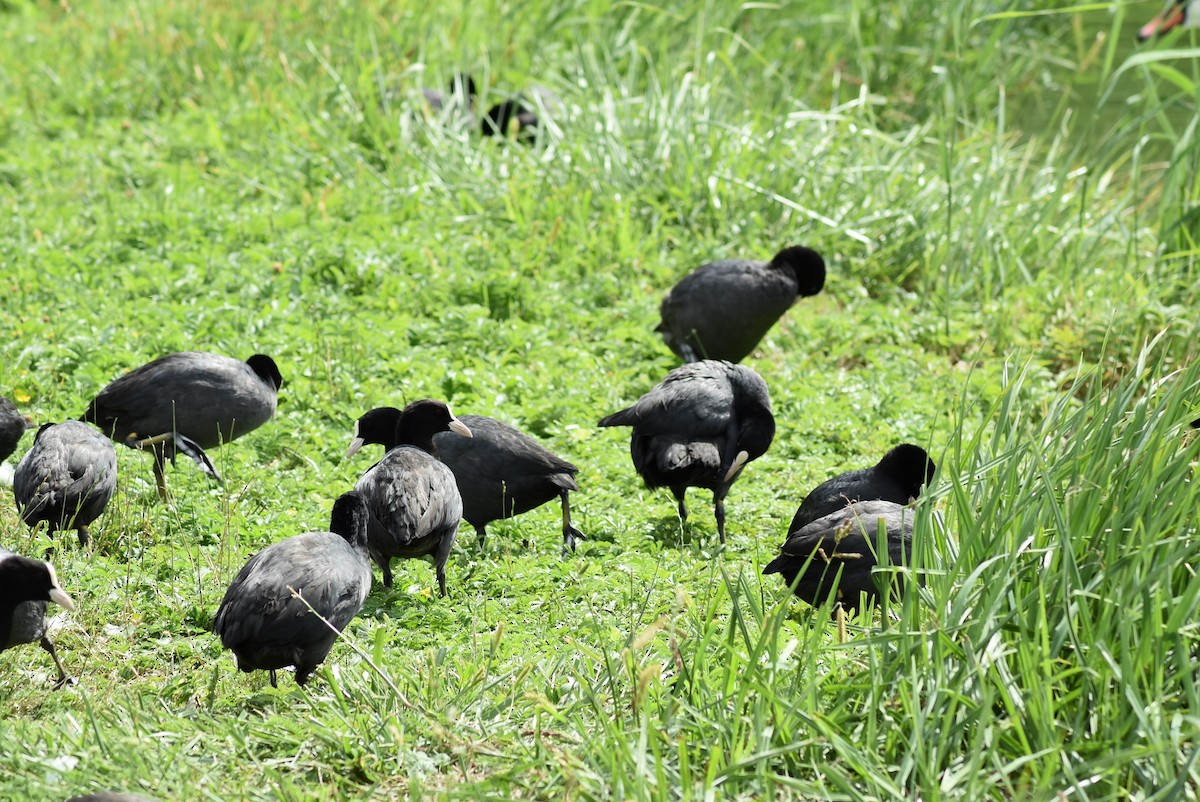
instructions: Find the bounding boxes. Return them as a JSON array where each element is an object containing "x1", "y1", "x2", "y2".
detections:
[{"x1": 1, "y1": 0, "x2": 1198, "y2": 799}]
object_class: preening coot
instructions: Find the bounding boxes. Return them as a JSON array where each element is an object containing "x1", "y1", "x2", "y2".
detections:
[
  {"x1": 434, "y1": 415, "x2": 583, "y2": 555},
  {"x1": 0, "y1": 547, "x2": 75, "y2": 687},
  {"x1": 0, "y1": 395, "x2": 34, "y2": 463},
  {"x1": 598, "y1": 360, "x2": 775, "y2": 544},
  {"x1": 788, "y1": 444, "x2": 935, "y2": 533},
  {"x1": 764, "y1": 500, "x2": 916, "y2": 614},
  {"x1": 213, "y1": 491, "x2": 372, "y2": 688},
  {"x1": 348, "y1": 401, "x2": 471, "y2": 597},
  {"x1": 657, "y1": 245, "x2": 826, "y2": 363},
  {"x1": 83, "y1": 352, "x2": 283, "y2": 499},
  {"x1": 13, "y1": 420, "x2": 118, "y2": 547}
]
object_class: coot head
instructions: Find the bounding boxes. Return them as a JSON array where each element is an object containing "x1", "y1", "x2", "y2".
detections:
[
  {"x1": 770, "y1": 245, "x2": 826, "y2": 297},
  {"x1": 876, "y1": 443, "x2": 937, "y2": 499},
  {"x1": 246, "y1": 354, "x2": 285, "y2": 391}
]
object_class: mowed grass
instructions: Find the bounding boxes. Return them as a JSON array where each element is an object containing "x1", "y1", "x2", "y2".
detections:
[{"x1": 1, "y1": 0, "x2": 1199, "y2": 799}]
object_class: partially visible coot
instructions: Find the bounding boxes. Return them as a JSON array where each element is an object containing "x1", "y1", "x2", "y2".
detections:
[
  {"x1": 14, "y1": 421, "x2": 118, "y2": 547},
  {"x1": 599, "y1": 360, "x2": 775, "y2": 544},
  {"x1": 788, "y1": 444, "x2": 935, "y2": 533},
  {"x1": 657, "y1": 245, "x2": 826, "y2": 363},
  {"x1": 764, "y1": 500, "x2": 915, "y2": 614},
  {"x1": 433, "y1": 415, "x2": 583, "y2": 554},
  {"x1": 348, "y1": 401, "x2": 471, "y2": 596},
  {"x1": 0, "y1": 547, "x2": 74, "y2": 686},
  {"x1": 0, "y1": 395, "x2": 35, "y2": 463},
  {"x1": 481, "y1": 86, "x2": 559, "y2": 143},
  {"x1": 213, "y1": 492, "x2": 372, "y2": 688},
  {"x1": 83, "y1": 352, "x2": 283, "y2": 498}
]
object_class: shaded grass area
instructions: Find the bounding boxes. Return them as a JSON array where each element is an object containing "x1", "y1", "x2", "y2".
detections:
[{"x1": 1, "y1": 0, "x2": 1199, "y2": 799}]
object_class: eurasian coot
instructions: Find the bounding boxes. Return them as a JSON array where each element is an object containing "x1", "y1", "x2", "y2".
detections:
[
  {"x1": 657, "y1": 245, "x2": 826, "y2": 363},
  {"x1": 0, "y1": 395, "x2": 34, "y2": 463},
  {"x1": 13, "y1": 421, "x2": 118, "y2": 547},
  {"x1": 348, "y1": 401, "x2": 471, "y2": 596},
  {"x1": 0, "y1": 547, "x2": 74, "y2": 686},
  {"x1": 213, "y1": 491, "x2": 372, "y2": 688},
  {"x1": 788, "y1": 444, "x2": 935, "y2": 533},
  {"x1": 598, "y1": 360, "x2": 775, "y2": 543},
  {"x1": 83, "y1": 352, "x2": 283, "y2": 498},
  {"x1": 764, "y1": 500, "x2": 915, "y2": 613}
]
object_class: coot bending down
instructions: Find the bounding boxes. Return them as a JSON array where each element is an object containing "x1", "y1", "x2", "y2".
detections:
[
  {"x1": 83, "y1": 352, "x2": 283, "y2": 499},
  {"x1": 657, "y1": 245, "x2": 826, "y2": 363},
  {"x1": 764, "y1": 500, "x2": 915, "y2": 614},
  {"x1": 13, "y1": 420, "x2": 118, "y2": 547},
  {"x1": 0, "y1": 395, "x2": 34, "y2": 463},
  {"x1": 788, "y1": 444, "x2": 935, "y2": 533},
  {"x1": 434, "y1": 415, "x2": 583, "y2": 554},
  {"x1": 598, "y1": 360, "x2": 775, "y2": 544},
  {"x1": 213, "y1": 491, "x2": 372, "y2": 688},
  {"x1": 0, "y1": 547, "x2": 75, "y2": 687},
  {"x1": 348, "y1": 401, "x2": 471, "y2": 596}
]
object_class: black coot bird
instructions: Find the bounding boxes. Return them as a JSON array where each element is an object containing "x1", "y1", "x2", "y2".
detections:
[
  {"x1": 481, "y1": 86, "x2": 558, "y2": 143},
  {"x1": 434, "y1": 415, "x2": 583, "y2": 554},
  {"x1": 13, "y1": 420, "x2": 118, "y2": 547},
  {"x1": 764, "y1": 500, "x2": 915, "y2": 613},
  {"x1": 213, "y1": 491, "x2": 372, "y2": 688},
  {"x1": 348, "y1": 401, "x2": 472, "y2": 596},
  {"x1": 598, "y1": 360, "x2": 775, "y2": 543},
  {"x1": 83, "y1": 352, "x2": 283, "y2": 498},
  {"x1": 788, "y1": 444, "x2": 935, "y2": 534},
  {"x1": 657, "y1": 245, "x2": 826, "y2": 363},
  {"x1": 0, "y1": 395, "x2": 35, "y2": 463},
  {"x1": 1, "y1": 547, "x2": 75, "y2": 686}
]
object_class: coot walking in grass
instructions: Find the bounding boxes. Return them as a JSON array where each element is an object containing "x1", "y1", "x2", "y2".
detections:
[
  {"x1": 598, "y1": 360, "x2": 775, "y2": 544},
  {"x1": 434, "y1": 415, "x2": 583, "y2": 554},
  {"x1": 657, "y1": 245, "x2": 826, "y2": 363},
  {"x1": 213, "y1": 492, "x2": 372, "y2": 688},
  {"x1": 347, "y1": 401, "x2": 472, "y2": 596},
  {"x1": 83, "y1": 352, "x2": 283, "y2": 498},
  {"x1": 14, "y1": 421, "x2": 118, "y2": 547},
  {"x1": 788, "y1": 444, "x2": 935, "y2": 533},
  {"x1": 1, "y1": 547, "x2": 74, "y2": 686},
  {"x1": 764, "y1": 500, "x2": 915, "y2": 613},
  {"x1": 0, "y1": 395, "x2": 34, "y2": 463}
]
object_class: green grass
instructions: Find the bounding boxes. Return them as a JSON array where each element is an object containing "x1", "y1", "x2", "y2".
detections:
[{"x1": 1, "y1": 0, "x2": 1199, "y2": 799}]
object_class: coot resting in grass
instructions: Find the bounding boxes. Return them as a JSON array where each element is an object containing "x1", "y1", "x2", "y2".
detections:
[
  {"x1": 788, "y1": 444, "x2": 935, "y2": 533},
  {"x1": 348, "y1": 401, "x2": 471, "y2": 596},
  {"x1": 14, "y1": 420, "x2": 118, "y2": 547},
  {"x1": 0, "y1": 547, "x2": 74, "y2": 686},
  {"x1": 764, "y1": 500, "x2": 915, "y2": 613},
  {"x1": 598, "y1": 360, "x2": 775, "y2": 543},
  {"x1": 83, "y1": 352, "x2": 283, "y2": 498},
  {"x1": 657, "y1": 245, "x2": 826, "y2": 363},
  {"x1": 0, "y1": 395, "x2": 34, "y2": 463},
  {"x1": 213, "y1": 491, "x2": 372, "y2": 688}
]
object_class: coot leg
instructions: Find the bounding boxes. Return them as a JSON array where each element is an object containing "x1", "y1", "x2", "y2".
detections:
[
  {"x1": 76, "y1": 525, "x2": 91, "y2": 548},
  {"x1": 475, "y1": 524, "x2": 488, "y2": 551},
  {"x1": 380, "y1": 557, "x2": 393, "y2": 589},
  {"x1": 41, "y1": 636, "x2": 73, "y2": 688},
  {"x1": 671, "y1": 487, "x2": 689, "y2": 523},
  {"x1": 713, "y1": 493, "x2": 726, "y2": 544},
  {"x1": 436, "y1": 564, "x2": 447, "y2": 598},
  {"x1": 560, "y1": 489, "x2": 583, "y2": 556},
  {"x1": 269, "y1": 669, "x2": 278, "y2": 688}
]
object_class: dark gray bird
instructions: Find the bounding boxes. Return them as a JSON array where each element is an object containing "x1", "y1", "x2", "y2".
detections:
[
  {"x1": 788, "y1": 444, "x2": 935, "y2": 534},
  {"x1": 347, "y1": 401, "x2": 471, "y2": 597},
  {"x1": 434, "y1": 415, "x2": 583, "y2": 555},
  {"x1": 656, "y1": 245, "x2": 826, "y2": 363},
  {"x1": 481, "y1": 86, "x2": 559, "y2": 143},
  {"x1": 14, "y1": 421, "x2": 118, "y2": 547},
  {"x1": 598, "y1": 360, "x2": 775, "y2": 543},
  {"x1": 213, "y1": 491, "x2": 372, "y2": 688},
  {"x1": 83, "y1": 352, "x2": 283, "y2": 498},
  {"x1": 0, "y1": 547, "x2": 74, "y2": 687},
  {"x1": 0, "y1": 395, "x2": 35, "y2": 463},
  {"x1": 763, "y1": 500, "x2": 915, "y2": 613}
]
